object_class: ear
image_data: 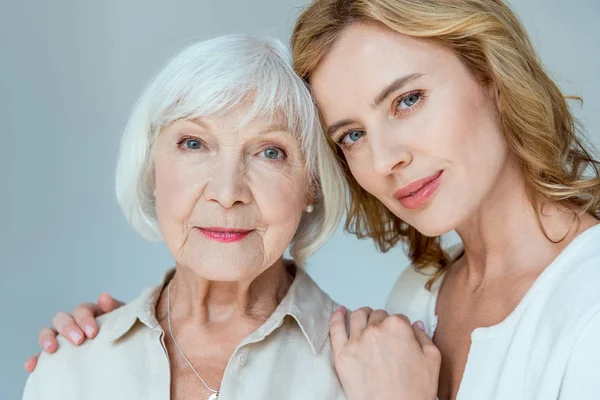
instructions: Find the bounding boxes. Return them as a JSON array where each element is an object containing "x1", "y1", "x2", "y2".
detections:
[{"x1": 305, "y1": 180, "x2": 319, "y2": 206}]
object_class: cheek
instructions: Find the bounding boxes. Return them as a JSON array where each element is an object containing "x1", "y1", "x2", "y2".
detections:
[
  {"x1": 346, "y1": 152, "x2": 387, "y2": 198},
  {"x1": 415, "y1": 84, "x2": 504, "y2": 172},
  {"x1": 443, "y1": 100, "x2": 506, "y2": 187},
  {"x1": 154, "y1": 153, "x2": 211, "y2": 241},
  {"x1": 421, "y1": 93, "x2": 507, "y2": 230},
  {"x1": 249, "y1": 166, "x2": 307, "y2": 252}
]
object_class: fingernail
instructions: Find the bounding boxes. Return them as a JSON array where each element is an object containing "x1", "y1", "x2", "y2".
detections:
[
  {"x1": 415, "y1": 321, "x2": 425, "y2": 331},
  {"x1": 43, "y1": 340, "x2": 53, "y2": 351},
  {"x1": 69, "y1": 330, "x2": 83, "y2": 344},
  {"x1": 24, "y1": 361, "x2": 31, "y2": 371},
  {"x1": 83, "y1": 325, "x2": 95, "y2": 337}
]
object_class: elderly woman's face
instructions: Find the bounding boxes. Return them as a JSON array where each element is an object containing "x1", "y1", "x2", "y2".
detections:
[{"x1": 153, "y1": 104, "x2": 310, "y2": 281}]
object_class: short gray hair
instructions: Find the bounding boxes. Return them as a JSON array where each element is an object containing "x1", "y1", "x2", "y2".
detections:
[{"x1": 115, "y1": 35, "x2": 345, "y2": 266}]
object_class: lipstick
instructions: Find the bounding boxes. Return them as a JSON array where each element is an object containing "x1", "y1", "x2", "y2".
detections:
[{"x1": 393, "y1": 171, "x2": 443, "y2": 210}]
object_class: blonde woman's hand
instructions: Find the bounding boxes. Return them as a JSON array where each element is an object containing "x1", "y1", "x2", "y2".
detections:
[
  {"x1": 24, "y1": 293, "x2": 124, "y2": 373},
  {"x1": 331, "y1": 307, "x2": 440, "y2": 400}
]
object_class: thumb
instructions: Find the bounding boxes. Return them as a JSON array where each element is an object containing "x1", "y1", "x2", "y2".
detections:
[
  {"x1": 98, "y1": 293, "x2": 125, "y2": 313},
  {"x1": 329, "y1": 306, "x2": 349, "y2": 358},
  {"x1": 412, "y1": 321, "x2": 433, "y2": 349},
  {"x1": 413, "y1": 322, "x2": 441, "y2": 364}
]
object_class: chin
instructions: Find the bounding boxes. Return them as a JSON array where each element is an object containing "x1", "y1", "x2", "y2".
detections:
[
  {"x1": 408, "y1": 219, "x2": 453, "y2": 237},
  {"x1": 398, "y1": 204, "x2": 462, "y2": 238},
  {"x1": 183, "y1": 253, "x2": 265, "y2": 282}
]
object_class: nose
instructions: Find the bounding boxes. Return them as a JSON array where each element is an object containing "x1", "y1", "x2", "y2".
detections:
[
  {"x1": 370, "y1": 127, "x2": 413, "y2": 176},
  {"x1": 204, "y1": 160, "x2": 252, "y2": 209}
]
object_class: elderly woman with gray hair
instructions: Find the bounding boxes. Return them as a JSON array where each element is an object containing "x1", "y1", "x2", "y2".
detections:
[{"x1": 24, "y1": 35, "x2": 352, "y2": 400}]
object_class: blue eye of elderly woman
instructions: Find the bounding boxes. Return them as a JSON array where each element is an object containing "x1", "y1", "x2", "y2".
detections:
[
  {"x1": 181, "y1": 138, "x2": 202, "y2": 150},
  {"x1": 262, "y1": 148, "x2": 284, "y2": 160}
]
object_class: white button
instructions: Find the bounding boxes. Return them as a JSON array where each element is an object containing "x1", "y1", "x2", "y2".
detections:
[{"x1": 238, "y1": 354, "x2": 247, "y2": 366}]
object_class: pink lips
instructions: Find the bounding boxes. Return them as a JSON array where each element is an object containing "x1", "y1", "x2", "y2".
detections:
[
  {"x1": 197, "y1": 227, "x2": 252, "y2": 243},
  {"x1": 393, "y1": 171, "x2": 443, "y2": 210}
]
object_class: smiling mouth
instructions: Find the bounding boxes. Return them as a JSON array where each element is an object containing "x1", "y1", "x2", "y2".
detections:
[
  {"x1": 196, "y1": 227, "x2": 253, "y2": 243},
  {"x1": 393, "y1": 170, "x2": 444, "y2": 210}
]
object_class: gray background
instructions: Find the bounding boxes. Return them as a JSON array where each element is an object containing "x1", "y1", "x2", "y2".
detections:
[{"x1": 1, "y1": 0, "x2": 599, "y2": 397}]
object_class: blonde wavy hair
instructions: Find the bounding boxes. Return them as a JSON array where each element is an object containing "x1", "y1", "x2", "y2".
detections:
[{"x1": 291, "y1": 0, "x2": 600, "y2": 287}]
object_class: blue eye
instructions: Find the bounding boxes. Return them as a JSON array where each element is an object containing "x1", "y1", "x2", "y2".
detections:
[
  {"x1": 262, "y1": 147, "x2": 284, "y2": 160},
  {"x1": 397, "y1": 92, "x2": 421, "y2": 110},
  {"x1": 182, "y1": 139, "x2": 202, "y2": 150},
  {"x1": 339, "y1": 130, "x2": 365, "y2": 146}
]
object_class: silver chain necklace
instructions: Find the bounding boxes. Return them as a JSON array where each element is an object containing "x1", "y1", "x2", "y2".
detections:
[{"x1": 167, "y1": 281, "x2": 220, "y2": 400}]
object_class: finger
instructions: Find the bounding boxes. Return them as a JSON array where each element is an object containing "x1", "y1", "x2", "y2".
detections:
[
  {"x1": 413, "y1": 322, "x2": 439, "y2": 358},
  {"x1": 52, "y1": 312, "x2": 85, "y2": 345},
  {"x1": 97, "y1": 293, "x2": 125, "y2": 314},
  {"x1": 349, "y1": 307, "x2": 372, "y2": 341},
  {"x1": 413, "y1": 320, "x2": 426, "y2": 332},
  {"x1": 24, "y1": 354, "x2": 39, "y2": 373},
  {"x1": 72, "y1": 303, "x2": 101, "y2": 338},
  {"x1": 367, "y1": 309, "x2": 389, "y2": 327},
  {"x1": 381, "y1": 313, "x2": 414, "y2": 340},
  {"x1": 38, "y1": 326, "x2": 58, "y2": 353},
  {"x1": 329, "y1": 306, "x2": 349, "y2": 357}
]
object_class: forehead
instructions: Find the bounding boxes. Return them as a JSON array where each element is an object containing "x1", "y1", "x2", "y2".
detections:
[
  {"x1": 208, "y1": 105, "x2": 289, "y2": 132},
  {"x1": 168, "y1": 103, "x2": 293, "y2": 137},
  {"x1": 310, "y1": 23, "x2": 459, "y2": 115}
]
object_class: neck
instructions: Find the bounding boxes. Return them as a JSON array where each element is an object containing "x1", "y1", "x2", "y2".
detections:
[
  {"x1": 160, "y1": 258, "x2": 293, "y2": 328},
  {"x1": 454, "y1": 157, "x2": 598, "y2": 287}
]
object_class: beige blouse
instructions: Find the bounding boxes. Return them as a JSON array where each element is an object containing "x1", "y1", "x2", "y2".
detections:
[{"x1": 23, "y1": 268, "x2": 346, "y2": 399}]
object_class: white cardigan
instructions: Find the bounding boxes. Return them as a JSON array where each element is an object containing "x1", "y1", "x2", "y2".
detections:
[{"x1": 386, "y1": 225, "x2": 600, "y2": 399}]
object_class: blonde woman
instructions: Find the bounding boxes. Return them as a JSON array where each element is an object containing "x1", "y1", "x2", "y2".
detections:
[
  {"x1": 27, "y1": 1, "x2": 600, "y2": 399},
  {"x1": 291, "y1": 0, "x2": 600, "y2": 398}
]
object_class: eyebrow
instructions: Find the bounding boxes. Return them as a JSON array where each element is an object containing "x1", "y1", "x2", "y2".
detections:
[
  {"x1": 188, "y1": 118, "x2": 210, "y2": 130},
  {"x1": 256, "y1": 123, "x2": 290, "y2": 135},
  {"x1": 325, "y1": 73, "x2": 424, "y2": 137},
  {"x1": 371, "y1": 72, "x2": 424, "y2": 108},
  {"x1": 326, "y1": 119, "x2": 355, "y2": 137}
]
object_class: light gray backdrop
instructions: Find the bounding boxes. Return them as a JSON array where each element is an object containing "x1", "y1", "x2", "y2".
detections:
[{"x1": 1, "y1": 0, "x2": 599, "y2": 398}]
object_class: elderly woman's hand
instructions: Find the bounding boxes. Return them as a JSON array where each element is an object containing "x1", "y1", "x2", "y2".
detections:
[
  {"x1": 331, "y1": 307, "x2": 440, "y2": 400},
  {"x1": 24, "y1": 293, "x2": 124, "y2": 372}
]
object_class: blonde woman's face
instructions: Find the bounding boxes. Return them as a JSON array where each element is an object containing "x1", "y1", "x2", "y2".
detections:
[
  {"x1": 153, "y1": 104, "x2": 310, "y2": 281},
  {"x1": 311, "y1": 23, "x2": 508, "y2": 236}
]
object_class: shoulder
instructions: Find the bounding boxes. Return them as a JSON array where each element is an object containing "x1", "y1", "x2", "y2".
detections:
[
  {"x1": 22, "y1": 311, "x2": 109, "y2": 398},
  {"x1": 23, "y1": 303, "x2": 145, "y2": 399},
  {"x1": 543, "y1": 230, "x2": 600, "y2": 323},
  {"x1": 385, "y1": 244, "x2": 462, "y2": 321},
  {"x1": 384, "y1": 264, "x2": 436, "y2": 320},
  {"x1": 559, "y1": 310, "x2": 600, "y2": 397}
]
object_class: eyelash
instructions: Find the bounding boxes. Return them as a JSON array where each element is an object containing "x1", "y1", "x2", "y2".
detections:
[
  {"x1": 177, "y1": 135, "x2": 205, "y2": 151},
  {"x1": 259, "y1": 145, "x2": 288, "y2": 161},
  {"x1": 334, "y1": 89, "x2": 426, "y2": 149},
  {"x1": 392, "y1": 90, "x2": 426, "y2": 116}
]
